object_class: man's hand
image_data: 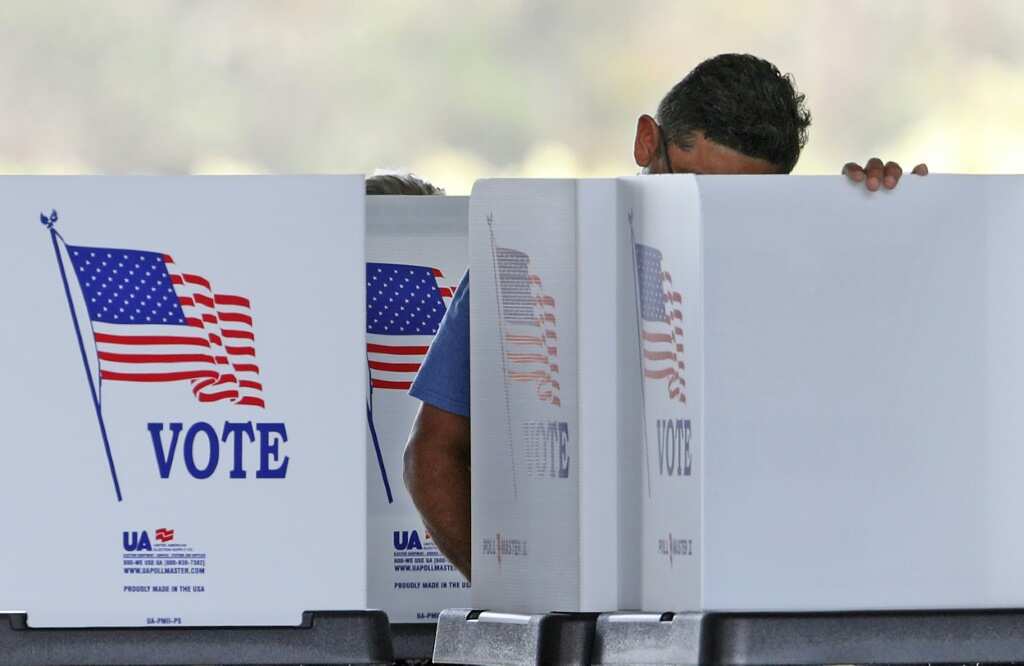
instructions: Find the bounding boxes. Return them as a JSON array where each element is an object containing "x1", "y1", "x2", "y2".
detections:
[
  {"x1": 843, "y1": 158, "x2": 929, "y2": 192},
  {"x1": 404, "y1": 403, "x2": 472, "y2": 581}
]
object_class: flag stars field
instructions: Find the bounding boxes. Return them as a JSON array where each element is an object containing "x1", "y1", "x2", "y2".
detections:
[{"x1": 366, "y1": 262, "x2": 454, "y2": 390}]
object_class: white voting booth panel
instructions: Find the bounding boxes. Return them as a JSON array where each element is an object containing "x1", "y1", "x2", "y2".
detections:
[
  {"x1": 0, "y1": 176, "x2": 367, "y2": 628},
  {"x1": 365, "y1": 195, "x2": 471, "y2": 622},
  {"x1": 686, "y1": 174, "x2": 1022, "y2": 612},
  {"x1": 471, "y1": 174, "x2": 1024, "y2": 614},
  {"x1": 469, "y1": 179, "x2": 639, "y2": 613}
]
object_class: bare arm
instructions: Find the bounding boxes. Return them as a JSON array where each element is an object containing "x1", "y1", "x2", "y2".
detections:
[{"x1": 403, "y1": 402, "x2": 471, "y2": 580}]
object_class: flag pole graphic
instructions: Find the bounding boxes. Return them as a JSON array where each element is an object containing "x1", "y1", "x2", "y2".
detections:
[
  {"x1": 42, "y1": 210, "x2": 123, "y2": 502},
  {"x1": 488, "y1": 213, "x2": 518, "y2": 499},
  {"x1": 366, "y1": 363, "x2": 394, "y2": 504},
  {"x1": 627, "y1": 209, "x2": 653, "y2": 498}
]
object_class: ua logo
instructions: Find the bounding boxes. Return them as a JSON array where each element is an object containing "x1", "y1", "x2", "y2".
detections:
[
  {"x1": 123, "y1": 531, "x2": 152, "y2": 552},
  {"x1": 393, "y1": 530, "x2": 423, "y2": 551}
]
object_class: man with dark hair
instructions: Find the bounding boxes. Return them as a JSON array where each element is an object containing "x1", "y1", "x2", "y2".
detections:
[
  {"x1": 645, "y1": 52, "x2": 810, "y2": 174},
  {"x1": 404, "y1": 53, "x2": 926, "y2": 580},
  {"x1": 633, "y1": 53, "x2": 926, "y2": 184}
]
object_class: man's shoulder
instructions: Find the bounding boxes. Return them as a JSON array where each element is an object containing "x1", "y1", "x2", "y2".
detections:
[{"x1": 409, "y1": 268, "x2": 472, "y2": 417}]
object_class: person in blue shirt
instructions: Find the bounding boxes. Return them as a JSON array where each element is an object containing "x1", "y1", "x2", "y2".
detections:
[{"x1": 404, "y1": 53, "x2": 927, "y2": 581}]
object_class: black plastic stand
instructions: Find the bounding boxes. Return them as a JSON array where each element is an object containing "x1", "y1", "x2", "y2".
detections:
[
  {"x1": 391, "y1": 621, "x2": 436, "y2": 662},
  {"x1": 592, "y1": 609, "x2": 1024, "y2": 665},
  {"x1": 432, "y1": 608, "x2": 596, "y2": 665},
  {"x1": 0, "y1": 610, "x2": 394, "y2": 665}
]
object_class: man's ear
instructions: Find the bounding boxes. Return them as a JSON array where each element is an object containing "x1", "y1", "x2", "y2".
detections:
[{"x1": 634, "y1": 114, "x2": 659, "y2": 169}]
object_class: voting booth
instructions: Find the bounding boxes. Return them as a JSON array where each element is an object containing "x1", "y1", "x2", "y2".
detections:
[
  {"x1": 468, "y1": 174, "x2": 1024, "y2": 616},
  {"x1": 630, "y1": 173, "x2": 1024, "y2": 613},
  {"x1": 0, "y1": 176, "x2": 394, "y2": 664},
  {"x1": 9, "y1": 174, "x2": 1024, "y2": 665},
  {"x1": 365, "y1": 195, "x2": 471, "y2": 623},
  {"x1": 468, "y1": 179, "x2": 638, "y2": 613}
]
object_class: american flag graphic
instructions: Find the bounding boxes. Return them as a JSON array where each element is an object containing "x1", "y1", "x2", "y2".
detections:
[
  {"x1": 365, "y1": 262, "x2": 454, "y2": 391},
  {"x1": 66, "y1": 245, "x2": 265, "y2": 408},
  {"x1": 636, "y1": 243, "x2": 685, "y2": 403},
  {"x1": 494, "y1": 247, "x2": 560, "y2": 407}
]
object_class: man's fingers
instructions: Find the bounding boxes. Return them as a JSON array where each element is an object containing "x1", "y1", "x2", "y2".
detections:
[
  {"x1": 883, "y1": 161, "x2": 903, "y2": 189},
  {"x1": 845, "y1": 159, "x2": 927, "y2": 191},
  {"x1": 865, "y1": 157, "x2": 885, "y2": 192},
  {"x1": 843, "y1": 162, "x2": 866, "y2": 182}
]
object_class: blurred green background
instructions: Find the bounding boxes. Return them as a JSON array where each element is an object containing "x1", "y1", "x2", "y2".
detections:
[{"x1": 2, "y1": 0, "x2": 1021, "y2": 193}]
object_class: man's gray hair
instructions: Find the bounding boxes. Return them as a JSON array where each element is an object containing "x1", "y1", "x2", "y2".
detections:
[{"x1": 366, "y1": 171, "x2": 445, "y2": 196}]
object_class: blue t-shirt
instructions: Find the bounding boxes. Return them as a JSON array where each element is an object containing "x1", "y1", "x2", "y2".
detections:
[{"x1": 409, "y1": 270, "x2": 470, "y2": 417}]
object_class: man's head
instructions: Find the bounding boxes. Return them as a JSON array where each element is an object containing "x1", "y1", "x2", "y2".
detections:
[
  {"x1": 366, "y1": 171, "x2": 445, "y2": 195},
  {"x1": 635, "y1": 53, "x2": 811, "y2": 176}
]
